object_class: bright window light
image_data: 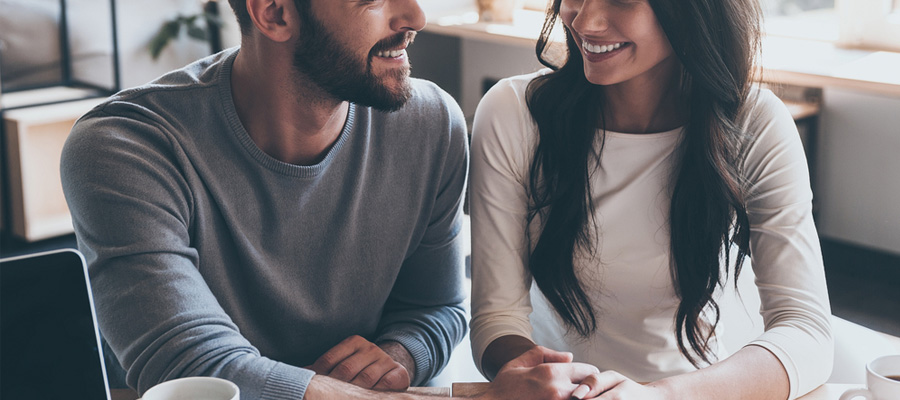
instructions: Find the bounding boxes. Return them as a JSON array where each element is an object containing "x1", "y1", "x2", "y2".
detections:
[{"x1": 761, "y1": 0, "x2": 839, "y2": 42}]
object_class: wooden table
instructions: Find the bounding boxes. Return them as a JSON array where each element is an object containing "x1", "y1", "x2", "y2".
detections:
[
  {"x1": 450, "y1": 382, "x2": 860, "y2": 398},
  {"x1": 114, "y1": 383, "x2": 860, "y2": 399}
]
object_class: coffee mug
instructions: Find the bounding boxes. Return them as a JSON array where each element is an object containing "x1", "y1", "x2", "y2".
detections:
[
  {"x1": 140, "y1": 377, "x2": 239, "y2": 400},
  {"x1": 840, "y1": 355, "x2": 900, "y2": 400}
]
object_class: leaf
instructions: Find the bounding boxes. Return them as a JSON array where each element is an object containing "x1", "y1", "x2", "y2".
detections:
[
  {"x1": 148, "y1": 20, "x2": 182, "y2": 60},
  {"x1": 187, "y1": 24, "x2": 209, "y2": 41}
]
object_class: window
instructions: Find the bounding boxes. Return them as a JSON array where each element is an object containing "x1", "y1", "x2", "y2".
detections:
[
  {"x1": 838, "y1": 0, "x2": 900, "y2": 51},
  {"x1": 763, "y1": 0, "x2": 900, "y2": 51},
  {"x1": 762, "y1": 0, "x2": 839, "y2": 42}
]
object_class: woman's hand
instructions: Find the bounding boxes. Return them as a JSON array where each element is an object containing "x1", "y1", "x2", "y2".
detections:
[
  {"x1": 479, "y1": 346, "x2": 608, "y2": 400},
  {"x1": 578, "y1": 371, "x2": 671, "y2": 400}
]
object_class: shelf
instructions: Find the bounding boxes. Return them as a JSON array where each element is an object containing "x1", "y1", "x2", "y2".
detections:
[{"x1": 3, "y1": 98, "x2": 104, "y2": 241}]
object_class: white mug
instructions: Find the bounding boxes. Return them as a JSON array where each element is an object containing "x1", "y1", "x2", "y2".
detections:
[
  {"x1": 840, "y1": 355, "x2": 900, "y2": 400},
  {"x1": 140, "y1": 377, "x2": 239, "y2": 400}
]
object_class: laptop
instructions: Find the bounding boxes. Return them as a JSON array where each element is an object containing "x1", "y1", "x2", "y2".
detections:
[{"x1": 1, "y1": 248, "x2": 111, "y2": 400}]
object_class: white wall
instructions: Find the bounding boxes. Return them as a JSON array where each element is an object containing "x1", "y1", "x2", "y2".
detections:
[
  {"x1": 115, "y1": 0, "x2": 241, "y2": 89},
  {"x1": 455, "y1": 38, "x2": 900, "y2": 255},
  {"x1": 815, "y1": 89, "x2": 900, "y2": 253}
]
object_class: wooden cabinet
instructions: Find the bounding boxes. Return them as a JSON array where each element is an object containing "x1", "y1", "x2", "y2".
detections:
[{"x1": 2, "y1": 97, "x2": 103, "y2": 241}]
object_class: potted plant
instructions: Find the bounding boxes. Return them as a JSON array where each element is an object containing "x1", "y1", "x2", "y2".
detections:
[{"x1": 148, "y1": 0, "x2": 223, "y2": 60}]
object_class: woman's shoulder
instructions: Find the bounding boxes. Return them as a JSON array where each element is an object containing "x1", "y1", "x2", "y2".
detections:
[
  {"x1": 481, "y1": 69, "x2": 554, "y2": 107},
  {"x1": 744, "y1": 86, "x2": 792, "y2": 120},
  {"x1": 476, "y1": 69, "x2": 552, "y2": 130},
  {"x1": 740, "y1": 86, "x2": 800, "y2": 143},
  {"x1": 471, "y1": 70, "x2": 551, "y2": 173},
  {"x1": 738, "y1": 86, "x2": 809, "y2": 175}
]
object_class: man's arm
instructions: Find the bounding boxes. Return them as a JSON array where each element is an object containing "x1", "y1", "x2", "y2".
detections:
[
  {"x1": 372, "y1": 85, "x2": 470, "y2": 386},
  {"x1": 61, "y1": 113, "x2": 315, "y2": 399}
]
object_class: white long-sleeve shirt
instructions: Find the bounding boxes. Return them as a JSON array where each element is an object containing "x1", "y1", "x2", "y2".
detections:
[{"x1": 469, "y1": 70, "x2": 833, "y2": 399}]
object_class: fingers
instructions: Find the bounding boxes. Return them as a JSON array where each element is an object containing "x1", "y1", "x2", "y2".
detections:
[
  {"x1": 536, "y1": 346, "x2": 574, "y2": 364},
  {"x1": 571, "y1": 384, "x2": 591, "y2": 400},
  {"x1": 309, "y1": 335, "x2": 368, "y2": 375},
  {"x1": 372, "y1": 366, "x2": 411, "y2": 391},
  {"x1": 505, "y1": 346, "x2": 574, "y2": 369},
  {"x1": 309, "y1": 335, "x2": 410, "y2": 391},
  {"x1": 574, "y1": 370, "x2": 629, "y2": 399}
]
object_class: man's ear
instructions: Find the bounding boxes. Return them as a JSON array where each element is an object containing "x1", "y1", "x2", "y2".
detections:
[{"x1": 245, "y1": 0, "x2": 298, "y2": 42}]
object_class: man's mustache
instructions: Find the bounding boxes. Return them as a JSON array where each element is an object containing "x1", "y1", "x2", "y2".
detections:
[{"x1": 371, "y1": 31, "x2": 417, "y2": 54}]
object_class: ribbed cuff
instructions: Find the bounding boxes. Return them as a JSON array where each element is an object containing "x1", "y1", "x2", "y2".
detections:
[
  {"x1": 259, "y1": 363, "x2": 316, "y2": 400},
  {"x1": 377, "y1": 331, "x2": 432, "y2": 386}
]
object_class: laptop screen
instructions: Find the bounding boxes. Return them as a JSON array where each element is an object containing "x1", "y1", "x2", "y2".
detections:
[{"x1": 1, "y1": 249, "x2": 110, "y2": 400}]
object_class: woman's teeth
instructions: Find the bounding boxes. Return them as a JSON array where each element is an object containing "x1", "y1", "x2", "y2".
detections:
[
  {"x1": 583, "y1": 41, "x2": 625, "y2": 54},
  {"x1": 376, "y1": 49, "x2": 405, "y2": 58}
]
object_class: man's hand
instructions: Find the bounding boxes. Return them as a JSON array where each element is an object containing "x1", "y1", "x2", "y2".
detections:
[
  {"x1": 478, "y1": 346, "x2": 605, "y2": 400},
  {"x1": 308, "y1": 335, "x2": 411, "y2": 391}
]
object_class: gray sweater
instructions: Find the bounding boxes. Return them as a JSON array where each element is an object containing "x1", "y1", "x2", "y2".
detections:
[{"x1": 61, "y1": 48, "x2": 468, "y2": 399}]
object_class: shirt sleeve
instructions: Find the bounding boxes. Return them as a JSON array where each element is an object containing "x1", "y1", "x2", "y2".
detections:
[
  {"x1": 374, "y1": 86, "x2": 469, "y2": 386},
  {"x1": 61, "y1": 109, "x2": 314, "y2": 400},
  {"x1": 468, "y1": 77, "x2": 540, "y2": 376},
  {"x1": 741, "y1": 90, "x2": 834, "y2": 399}
]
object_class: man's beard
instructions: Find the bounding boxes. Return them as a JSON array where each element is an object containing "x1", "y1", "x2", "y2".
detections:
[{"x1": 292, "y1": 9, "x2": 414, "y2": 112}]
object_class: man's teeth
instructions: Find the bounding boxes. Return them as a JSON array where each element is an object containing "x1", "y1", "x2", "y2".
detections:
[
  {"x1": 376, "y1": 49, "x2": 405, "y2": 58},
  {"x1": 583, "y1": 41, "x2": 624, "y2": 54}
]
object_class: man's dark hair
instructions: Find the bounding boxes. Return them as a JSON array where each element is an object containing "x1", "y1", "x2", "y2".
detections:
[{"x1": 225, "y1": 0, "x2": 308, "y2": 36}]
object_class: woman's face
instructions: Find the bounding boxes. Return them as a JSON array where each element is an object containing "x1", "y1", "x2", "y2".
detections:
[{"x1": 560, "y1": 0, "x2": 677, "y2": 87}]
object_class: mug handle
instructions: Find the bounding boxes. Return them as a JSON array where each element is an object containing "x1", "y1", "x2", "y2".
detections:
[{"x1": 839, "y1": 388, "x2": 874, "y2": 400}]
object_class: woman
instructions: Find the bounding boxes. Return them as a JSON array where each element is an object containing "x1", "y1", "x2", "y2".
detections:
[{"x1": 469, "y1": 0, "x2": 833, "y2": 398}]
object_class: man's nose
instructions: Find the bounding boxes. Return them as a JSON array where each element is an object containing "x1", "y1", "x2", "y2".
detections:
[{"x1": 391, "y1": 0, "x2": 427, "y2": 32}]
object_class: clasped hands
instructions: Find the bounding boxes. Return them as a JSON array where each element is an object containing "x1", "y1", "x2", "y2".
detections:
[
  {"x1": 308, "y1": 336, "x2": 669, "y2": 399},
  {"x1": 482, "y1": 346, "x2": 669, "y2": 400}
]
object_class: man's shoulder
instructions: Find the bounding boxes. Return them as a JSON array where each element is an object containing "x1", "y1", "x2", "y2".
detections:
[
  {"x1": 404, "y1": 78, "x2": 458, "y2": 111},
  {"x1": 70, "y1": 49, "x2": 237, "y2": 142},
  {"x1": 384, "y1": 78, "x2": 464, "y2": 129},
  {"x1": 94, "y1": 48, "x2": 236, "y2": 117}
]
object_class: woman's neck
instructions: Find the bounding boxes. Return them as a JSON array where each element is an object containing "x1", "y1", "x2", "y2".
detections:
[{"x1": 601, "y1": 57, "x2": 687, "y2": 134}]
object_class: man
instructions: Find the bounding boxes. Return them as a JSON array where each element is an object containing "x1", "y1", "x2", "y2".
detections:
[{"x1": 62, "y1": 0, "x2": 603, "y2": 398}]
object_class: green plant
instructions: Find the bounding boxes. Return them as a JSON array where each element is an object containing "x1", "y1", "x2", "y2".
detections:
[{"x1": 148, "y1": 8, "x2": 222, "y2": 60}]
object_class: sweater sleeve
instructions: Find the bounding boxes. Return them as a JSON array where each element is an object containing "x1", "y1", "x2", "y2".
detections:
[
  {"x1": 468, "y1": 77, "x2": 540, "y2": 376},
  {"x1": 374, "y1": 85, "x2": 469, "y2": 386},
  {"x1": 741, "y1": 90, "x2": 834, "y2": 399},
  {"x1": 61, "y1": 110, "x2": 314, "y2": 400}
]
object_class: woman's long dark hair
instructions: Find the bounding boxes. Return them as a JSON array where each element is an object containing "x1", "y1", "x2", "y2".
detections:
[{"x1": 525, "y1": 0, "x2": 761, "y2": 366}]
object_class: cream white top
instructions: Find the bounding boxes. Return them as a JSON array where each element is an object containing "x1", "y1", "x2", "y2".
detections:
[{"x1": 469, "y1": 70, "x2": 834, "y2": 399}]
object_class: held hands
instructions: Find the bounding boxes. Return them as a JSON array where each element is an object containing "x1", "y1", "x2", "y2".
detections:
[
  {"x1": 575, "y1": 370, "x2": 670, "y2": 400},
  {"x1": 480, "y1": 346, "x2": 670, "y2": 400},
  {"x1": 308, "y1": 335, "x2": 411, "y2": 392},
  {"x1": 480, "y1": 346, "x2": 606, "y2": 400}
]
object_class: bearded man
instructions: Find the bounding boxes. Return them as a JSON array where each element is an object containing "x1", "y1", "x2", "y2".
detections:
[{"x1": 61, "y1": 0, "x2": 607, "y2": 398}]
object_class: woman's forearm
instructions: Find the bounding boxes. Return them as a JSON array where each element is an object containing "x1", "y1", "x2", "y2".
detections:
[
  {"x1": 652, "y1": 345, "x2": 790, "y2": 400},
  {"x1": 481, "y1": 335, "x2": 539, "y2": 380}
]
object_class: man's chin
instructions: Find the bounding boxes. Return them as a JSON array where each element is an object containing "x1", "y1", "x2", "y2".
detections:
[
  {"x1": 364, "y1": 88, "x2": 411, "y2": 112},
  {"x1": 362, "y1": 74, "x2": 412, "y2": 112}
]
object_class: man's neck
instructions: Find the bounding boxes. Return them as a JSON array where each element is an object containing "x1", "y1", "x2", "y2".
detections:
[{"x1": 231, "y1": 48, "x2": 350, "y2": 166}]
